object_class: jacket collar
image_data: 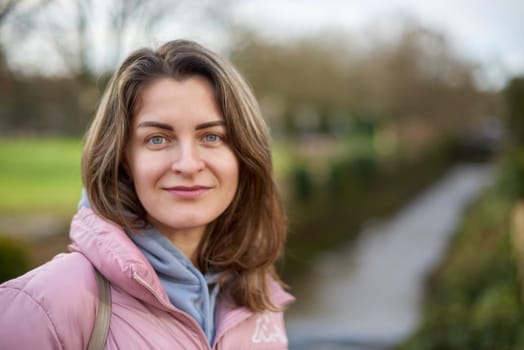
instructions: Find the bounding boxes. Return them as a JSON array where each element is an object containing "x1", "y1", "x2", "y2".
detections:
[
  {"x1": 69, "y1": 207, "x2": 172, "y2": 310},
  {"x1": 68, "y1": 207, "x2": 295, "y2": 314}
]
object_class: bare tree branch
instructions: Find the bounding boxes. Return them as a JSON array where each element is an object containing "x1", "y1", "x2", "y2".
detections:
[
  {"x1": 0, "y1": 0, "x2": 18, "y2": 27},
  {"x1": 1, "y1": 0, "x2": 235, "y2": 77}
]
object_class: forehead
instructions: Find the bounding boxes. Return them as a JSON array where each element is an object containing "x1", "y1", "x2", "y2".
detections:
[
  {"x1": 139, "y1": 76, "x2": 216, "y2": 107},
  {"x1": 132, "y1": 76, "x2": 223, "y2": 125}
]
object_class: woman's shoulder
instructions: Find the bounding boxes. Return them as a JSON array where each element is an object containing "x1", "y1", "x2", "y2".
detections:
[
  {"x1": 2, "y1": 251, "x2": 97, "y2": 297},
  {"x1": 0, "y1": 252, "x2": 98, "y2": 349},
  {"x1": 267, "y1": 277, "x2": 295, "y2": 309}
]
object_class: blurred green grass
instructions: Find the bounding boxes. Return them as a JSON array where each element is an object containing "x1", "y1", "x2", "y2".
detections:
[{"x1": 0, "y1": 137, "x2": 83, "y2": 215}]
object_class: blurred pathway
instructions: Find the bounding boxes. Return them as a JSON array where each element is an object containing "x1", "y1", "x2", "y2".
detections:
[{"x1": 286, "y1": 163, "x2": 496, "y2": 350}]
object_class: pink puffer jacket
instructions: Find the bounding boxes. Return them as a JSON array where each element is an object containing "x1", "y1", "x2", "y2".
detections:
[{"x1": 0, "y1": 207, "x2": 294, "y2": 349}]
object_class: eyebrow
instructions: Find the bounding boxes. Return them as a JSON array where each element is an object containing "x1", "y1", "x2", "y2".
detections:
[
  {"x1": 136, "y1": 121, "x2": 173, "y2": 131},
  {"x1": 195, "y1": 120, "x2": 226, "y2": 130},
  {"x1": 136, "y1": 120, "x2": 225, "y2": 131}
]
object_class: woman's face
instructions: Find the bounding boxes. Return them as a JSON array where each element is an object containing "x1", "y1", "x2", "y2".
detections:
[{"x1": 126, "y1": 76, "x2": 239, "y2": 242}]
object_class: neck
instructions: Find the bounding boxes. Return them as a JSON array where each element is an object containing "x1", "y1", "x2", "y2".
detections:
[
  {"x1": 167, "y1": 229, "x2": 202, "y2": 265},
  {"x1": 151, "y1": 224, "x2": 204, "y2": 266}
]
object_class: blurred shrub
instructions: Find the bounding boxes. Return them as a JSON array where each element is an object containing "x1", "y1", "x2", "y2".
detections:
[
  {"x1": 349, "y1": 156, "x2": 377, "y2": 179},
  {"x1": 471, "y1": 282, "x2": 521, "y2": 336},
  {"x1": 396, "y1": 186, "x2": 524, "y2": 350},
  {"x1": 290, "y1": 164, "x2": 314, "y2": 201},
  {"x1": 500, "y1": 76, "x2": 524, "y2": 201},
  {"x1": 0, "y1": 236, "x2": 31, "y2": 283},
  {"x1": 328, "y1": 155, "x2": 377, "y2": 195},
  {"x1": 498, "y1": 149, "x2": 524, "y2": 200},
  {"x1": 506, "y1": 76, "x2": 524, "y2": 147}
]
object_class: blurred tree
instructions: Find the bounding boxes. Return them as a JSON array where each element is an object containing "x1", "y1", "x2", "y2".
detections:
[
  {"x1": 0, "y1": 0, "x2": 188, "y2": 132},
  {"x1": 500, "y1": 76, "x2": 524, "y2": 200},
  {"x1": 231, "y1": 21, "x2": 499, "y2": 145},
  {"x1": 369, "y1": 24, "x2": 483, "y2": 133},
  {"x1": 231, "y1": 30, "x2": 354, "y2": 112},
  {"x1": 0, "y1": 0, "x2": 49, "y2": 69},
  {"x1": 1, "y1": 0, "x2": 236, "y2": 80},
  {"x1": 0, "y1": 0, "x2": 17, "y2": 27},
  {"x1": 0, "y1": 5, "x2": 503, "y2": 138},
  {"x1": 28, "y1": 0, "x2": 179, "y2": 80},
  {"x1": 230, "y1": 30, "x2": 356, "y2": 138},
  {"x1": 0, "y1": 0, "x2": 236, "y2": 135}
]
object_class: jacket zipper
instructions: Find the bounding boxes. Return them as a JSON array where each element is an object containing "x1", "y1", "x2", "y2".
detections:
[
  {"x1": 133, "y1": 271, "x2": 294, "y2": 349},
  {"x1": 132, "y1": 272, "x2": 212, "y2": 350}
]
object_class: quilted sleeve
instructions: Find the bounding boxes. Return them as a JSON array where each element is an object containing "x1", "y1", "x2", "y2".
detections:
[{"x1": 0, "y1": 285, "x2": 63, "y2": 350}]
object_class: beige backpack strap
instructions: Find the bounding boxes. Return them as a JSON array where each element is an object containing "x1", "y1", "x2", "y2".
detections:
[{"x1": 87, "y1": 268, "x2": 112, "y2": 350}]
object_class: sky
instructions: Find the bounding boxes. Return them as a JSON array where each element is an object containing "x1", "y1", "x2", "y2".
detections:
[{"x1": 226, "y1": 0, "x2": 524, "y2": 90}]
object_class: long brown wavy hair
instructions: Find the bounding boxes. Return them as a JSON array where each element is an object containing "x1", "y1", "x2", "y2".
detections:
[{"x1": 81, "y1": 39, "x2": 287, "y2": 312}]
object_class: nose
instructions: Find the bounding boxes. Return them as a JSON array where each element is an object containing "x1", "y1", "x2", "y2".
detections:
[{"x1": 171, "y1": 141, "x2": 205, "y2": 176}]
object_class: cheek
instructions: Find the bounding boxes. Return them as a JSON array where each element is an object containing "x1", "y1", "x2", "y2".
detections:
[
  {"x1": 136, "y1": 164, "x2": 161, "y2": 187},
  {"x1": 127, "y1": 152, "x2": 162, "y2": 191},
  {"x1": 226, "y1": 156, "x2": 240, "y2": 190},
  {"x1": 222, "y1": 160, "x2": 239, "y2": 211}
]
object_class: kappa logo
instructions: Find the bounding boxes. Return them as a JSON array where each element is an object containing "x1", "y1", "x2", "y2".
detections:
[{"x1": 251, "y1": 313, "x2": 288, "y2": 344}]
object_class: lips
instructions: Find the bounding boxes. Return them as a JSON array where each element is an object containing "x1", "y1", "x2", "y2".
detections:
[{"x1": 164, "y1": 185, "x2": 212, "y2": 199}]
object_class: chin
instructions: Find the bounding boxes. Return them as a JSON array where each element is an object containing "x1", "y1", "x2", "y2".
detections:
[{"x1": 163, "y1": 214, "x2": 213, "y2": 230}]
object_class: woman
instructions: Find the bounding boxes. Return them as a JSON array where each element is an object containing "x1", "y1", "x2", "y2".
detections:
[{"x1": 0, "y1": 40, "x2": 293, "y2": 349}]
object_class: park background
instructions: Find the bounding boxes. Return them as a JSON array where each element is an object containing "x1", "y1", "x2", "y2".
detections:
[{"x1": 1, "y1": 1, "x2": 524, "y2": 349}]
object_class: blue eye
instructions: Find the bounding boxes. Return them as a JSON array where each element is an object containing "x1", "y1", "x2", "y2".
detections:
[
  {"x1": 204, "y1": 134, "x2": 220, "y2": 142},
  {"x1": 149, "y1": 136, "x2": 165, "y2": 145}
]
